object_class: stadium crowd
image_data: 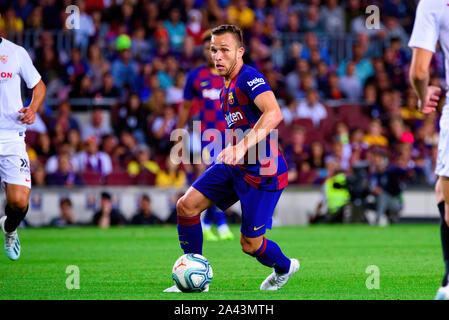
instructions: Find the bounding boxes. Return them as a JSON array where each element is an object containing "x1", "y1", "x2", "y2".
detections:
[{"x1": 0, "y1": 0, "x2": 440, "y2": 195}]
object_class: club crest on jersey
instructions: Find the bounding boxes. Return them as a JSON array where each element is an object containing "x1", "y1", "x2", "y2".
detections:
[
  {"x1": 0, "y1": 55, "x2": 7, "y2": 64},
  {"x1": 228, "y1": 91, "x2": 235, "y2": 105}
]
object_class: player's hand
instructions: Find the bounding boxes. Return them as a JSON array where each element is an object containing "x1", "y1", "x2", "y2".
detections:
[
  {"x1": 18, "y1": 107, "x2": 36, "y2": 125},
  {"x1": 217, "y1": 144, "x2": 247, "y2": 166},
  {"x1": 419, "y1": 86, "x2": 442, "y2": 114}
]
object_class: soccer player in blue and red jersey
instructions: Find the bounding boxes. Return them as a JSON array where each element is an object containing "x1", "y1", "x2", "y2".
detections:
[
  {"x1": 165, "y1": 25, "x2": 299, "y2": 292},
  {"x1": 177, "y1": 30, "x2": 234, "y2": 242}
]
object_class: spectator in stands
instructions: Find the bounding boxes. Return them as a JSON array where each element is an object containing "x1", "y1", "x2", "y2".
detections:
[
  {"x1": 284, "y1": 126, "x2": 309, "y2": 182},
  {"x1": 87, "y1": 43, "x2": 111, "y2": 94},
  {"x1": 111, "y1": 38, "x2": 138, "y2": 92},
  {"x1": 227, "y1": 0, "x2": 255, "y2": 30},
  {"x1": 50, "y1": 198, "x2": 76, "y2": 227},
  {"x1": 286, "y1": 58, "x2": 308, "y2": 99},
  {"x1": 305, "y1": 140, "x2": 326, "y2": 171},
  {"x1": 151, "y1": 104, "x2": 177, "y2": 154},
  {"x1": 155, "y1": 156, "x2": 186, "y2": 188},
  {"x1": 339, "y1": 61, "x2": 362, "y2": 102},
  {"x1": 369, "y1": 148, "x2": 409, "y2": 225},
  {"x1": 35, "y1": 132, "x2": 55, "y2": 163},
  {"x1": 363, "y1": 119, "x2": 388, "y2": 148},
  {"x1": 31, "y1": 163, "x2": 46, "y2": 187},
  {"x1": 0, "y1": 6, "x2": 24, "y2": 32},
  {"x1": 92, "y1": 192, "x2": 127, "y2": 228},
  {"x1": 326, "y1": 139, "x2": 351, "y2": 172},
  {"x1": 296, "y1": 88, "x2": 327, "y2": 127},
  {"x1": 300, "y1": 32, "x2": 331, "y2": 66},
  {"x1": 186, "y1": 9, "x2": 204, "y2": 46},
  {"x1": 130, "y1": 194, "x2": 163, "y2": 225},
  {"x1": 166, "y1": 72, "x2": 185, "y2": 107},
  {"x1": 127, "y1": 144, "x2": 160, "y2": 178},
  {"x1": 75, "y1": 137, "x2": 113, "y2": 176},
  {"x1": 401, "y1": 89, "x2": 425, "y2": 124},
  {"x1": 303, "y1": 5, "x2": 324, "y2": 34},
  {"x1": 66, "y1": 47, "x2": 90, "y2": 88},
  {"x1": 73, "y1": 0, "x2": 95, "y2": 55},
  {"x1": 349, "y1": 127, "x2": 368, "y2": 164},
  {"x1": 25, "y1": 5, "x2": 42, "y2": 30},
  {"x1": 49, "y1": 100, "x2": 80, "y2": 134},
  {"x1": 114, "y1": 130, "x2": 138, "y2": 168},
  {"x1": 67, "y1": 128, "x2": 83, "y2": 154},
  {"x1": 81, "y1": 108, "x2": 113, "y2": 144},
  {"x1": 13, "y1": 0, "x2": 34, "y2": 22},
  {"x1": 46, "y1": 154, "x2": 84, "y2": 187},
  {"x1": 45, "y1": 142, "x2": 78, "y2": 174},
  {"x1": 163, "y1": 7, "x2": 186, "y2": 52},
  {"x1": 337, "y1": 42, "x2": 374, "y2": 86},
  {"x1": 116, "y1": 93, "x2": 147, "y2": 144},
  {"x1": 94, "y1": 72, "x2": 121, "y2": 99},
  {"x1": 324, "y1": 72, "x2": 345, "y2": 100},
  {"x1": 320, "y1": 0, "x2": 345, "y2": 35}
]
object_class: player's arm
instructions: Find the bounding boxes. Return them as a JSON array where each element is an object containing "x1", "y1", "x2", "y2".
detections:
[
  {"x1": 408, "y1": 0, "x2": 444, "y2": 114},
  {"x1": 409, "y1": 48, "x2": 441, "y2": 114},
  {"x1": 218, "y1": 91, "x2": 283, "y2": 165},
  {"x1": 19, "y1": 79, "x2": 46, "y2": 125}
]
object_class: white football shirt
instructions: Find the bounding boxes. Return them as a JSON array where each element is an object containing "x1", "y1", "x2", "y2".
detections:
[
  {"x1": 408, "y1": 0, "x2": 449, "y2": 117},
  {"x1": 0, "y1": 37, "x2": 41, "y2": 133}
]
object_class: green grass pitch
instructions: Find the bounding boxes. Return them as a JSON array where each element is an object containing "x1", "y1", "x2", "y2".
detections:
[{"x1": 0, "y1": 224, "x2": 444, "y2": 300}]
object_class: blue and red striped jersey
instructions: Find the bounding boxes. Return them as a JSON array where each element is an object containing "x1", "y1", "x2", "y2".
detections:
[
  {"x1": 220, "y1": 64, "x2": 288, "y2": 191},
  {"x1": 183, "y1": 64, "x2": 227, "y2": 133}
]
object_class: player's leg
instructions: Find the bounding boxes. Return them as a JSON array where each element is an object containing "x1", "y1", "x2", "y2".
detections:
[
  {"x1": 177, "y1": 163, "x2": 238, "y2": 254},
  {"x1": 436, "y1": 177, "x2": 449, "y2": 289},
  {"x1": 176, "y1": 186, "x2": 214, "y2": 255},
  {"x1": 214, "y1": 209, "x2": 234, "y2": 240},
  {"x1": 237, "y1": 185, "x2": 299, "y2": 290},
  {"x1": 0, "y1": 141, "x2": 31, "y2": 261},
  {"x1": 0, "y1": 183, "x2": 30, "y2": 261},
  {"x1": 202, "y1": 206, "x2": 218, "y2": 241}
]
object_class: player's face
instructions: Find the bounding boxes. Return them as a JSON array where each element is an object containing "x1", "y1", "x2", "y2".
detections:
[
  {"x1": 210, "y1": 33, "x2": 244, "y2": 78},
  {"x1": 203, "y1": 40, "x2": 214, "y2": 67}
]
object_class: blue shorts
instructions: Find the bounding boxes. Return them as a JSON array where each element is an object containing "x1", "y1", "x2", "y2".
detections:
[{"x1": 192, "y1": 163, "x2": 283, "y2": 237}]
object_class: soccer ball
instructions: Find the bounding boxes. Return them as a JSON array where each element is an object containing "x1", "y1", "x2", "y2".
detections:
[{"x1": 171, "y1": 253, "x2": 213, "y2": 293}]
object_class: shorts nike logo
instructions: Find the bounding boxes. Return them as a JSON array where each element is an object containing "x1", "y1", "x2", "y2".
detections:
[
  {"x1": 253, "y1": 224, "x2": 265, "y2": 231},
  {"x1": 25, "y1": 178, "x2": 31, "y2": 182}
]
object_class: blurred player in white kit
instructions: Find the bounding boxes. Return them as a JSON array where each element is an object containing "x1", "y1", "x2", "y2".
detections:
[
  {"x1": 0, "y1": 14, "x2": 46, "y2": 261},
  {"x1": 409, "y1": 0, "x2": 449, "y2": 300}
]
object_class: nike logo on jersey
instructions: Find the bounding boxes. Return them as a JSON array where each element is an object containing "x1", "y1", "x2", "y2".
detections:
[
  {"x1": 25, "y1": 178, "x2": 31, "y2": 182},
  {"x1": 253, "y1": 224, "x2": 265, "y2": 231}
]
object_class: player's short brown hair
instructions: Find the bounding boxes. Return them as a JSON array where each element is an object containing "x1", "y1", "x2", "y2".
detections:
[
  {"x1": 211, "y1": 24, "x2": 243, "y2": 47},
  {"x1": 201, "y1": 29, "x2": 212, "y2": 43}
]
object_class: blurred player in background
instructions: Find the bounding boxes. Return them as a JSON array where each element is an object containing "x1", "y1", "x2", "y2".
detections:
[
  {"x1": 0, "y1": 23, "x2": 46, "y2": 260},
  {"x1": 177, "y1": 29, "x2": 234, "y2": 242},
  {"x1": 165, "y1": 25, "x2": 298, "y2": 292},
  {"x1": 409, "y1": 0, "x2": 449, "y2": 300}
]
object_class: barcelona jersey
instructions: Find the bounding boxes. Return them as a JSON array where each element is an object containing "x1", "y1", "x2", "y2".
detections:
[
  {"x1": 219, "y1": 64, "x2": 288, "y2": 191},
  {"x1": 183, "y1": 64, "x2": 227, "y2": 133}
]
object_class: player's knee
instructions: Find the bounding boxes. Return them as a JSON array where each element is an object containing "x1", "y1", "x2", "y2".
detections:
[
  {"x1": 176, "y1": 196, "x2": 197, "y2": 217},
  {"x1": 7, "y1": 195, "x2": 28, "y2": 212},
  {"x1": 240, "y1": 237, "x2": 259, "y2": 255}
]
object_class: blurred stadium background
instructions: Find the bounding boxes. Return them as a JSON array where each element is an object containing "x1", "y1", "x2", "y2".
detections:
[{"x1": 0, "y1": 0, "x2": 440, "y2": 227}]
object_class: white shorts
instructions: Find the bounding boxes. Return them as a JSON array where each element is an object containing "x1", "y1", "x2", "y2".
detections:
[
  {"x1": 0, "y1": 136, "x2": 31, "y2": 190},
  {"x1": 436, "y1": 114, "x2": 449, "y2": 177}
]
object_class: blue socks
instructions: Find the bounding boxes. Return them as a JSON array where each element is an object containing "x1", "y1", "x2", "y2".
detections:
[
  {"x1": 177, "y1": 214, "x2": 203, "y2": 255},
  {"x1": 251, "y1": 237, "x2": 291, "y2": 274}
]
